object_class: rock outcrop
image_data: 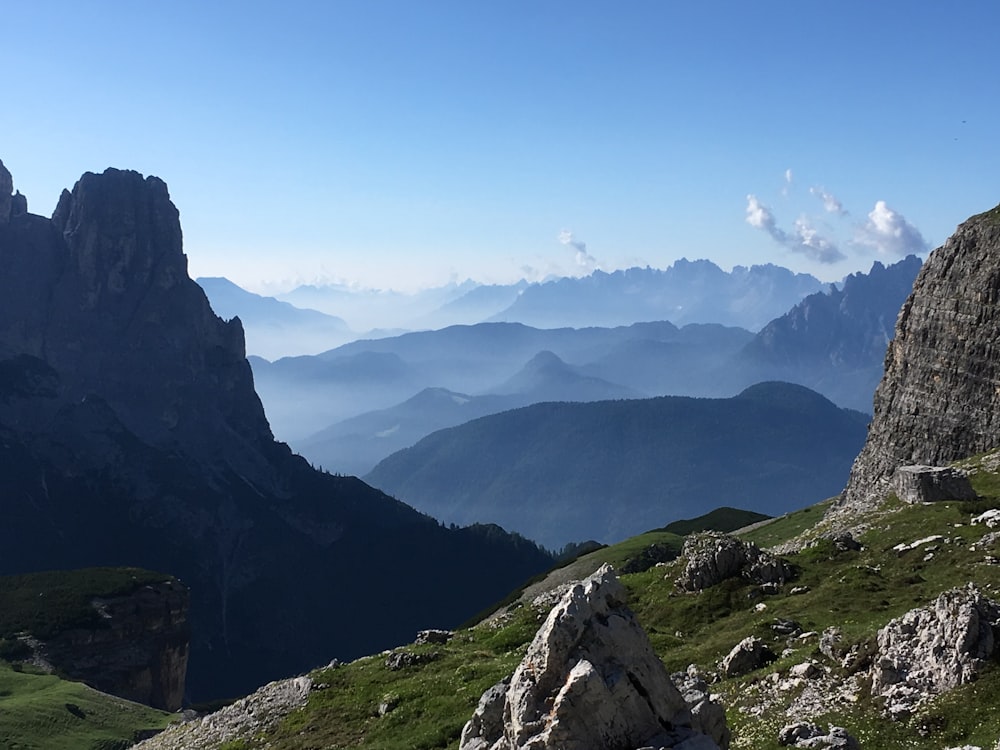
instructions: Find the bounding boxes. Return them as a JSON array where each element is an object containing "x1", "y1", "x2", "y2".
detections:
[
  {"x1": 459, "y1": 565, "x2": 729, "y2": 750},
  {"x1": 675, "y1": 532, "x2": 794, "y2": 592},
  {"x1": 778, "y1": 722, "x2": 860, "y2": 749},
  {"x1": 870, "y1": 585, "x2": 1000, "y2": 719},
  {"x1": 839, "y1": 203, "x2": 1000, "y2": 513},
  {"x1": 892, "y1": 465, "x2": 977, "y2": 503},
  {"x1": 27, "y1": 580, "x2": 189, "y2": 711}
]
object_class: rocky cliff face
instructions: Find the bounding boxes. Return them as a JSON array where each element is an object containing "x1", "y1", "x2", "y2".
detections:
[
  {"x1": 839, "y1": 204, "x2": 1000, "y2": 512},
  {"x1": 0, "y1": 160, "x2": 554, "y2": 701},
  {"x1": 29, "y1": 580, "x2": 189, "y2": 711}
]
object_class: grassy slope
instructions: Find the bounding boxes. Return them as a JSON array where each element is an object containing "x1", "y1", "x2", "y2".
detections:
[
  {"x1": 213, "y1": 451, "x2": 1000, "y2": 750},
  {"x1": 0, "y1": 663, "x2": 171, "y2": 750}
]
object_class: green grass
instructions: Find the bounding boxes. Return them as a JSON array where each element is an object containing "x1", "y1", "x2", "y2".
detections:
[
  {"x1": 738, "y1": 499, "x2": 834, "y2": 548},
  {"x1": 148, "y1": 451, "x2": 1000, "y2": 749},
  {"x1": 659, "y1": 506, "x2": 771, "y2": 536},
  {"x1": 0, "y1": 662, "x2": 171, "y2": 750}
]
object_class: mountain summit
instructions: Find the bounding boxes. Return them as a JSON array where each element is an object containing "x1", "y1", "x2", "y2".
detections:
[{"x1": 0, "y1": 160, "x2": 552, "y2": 700}]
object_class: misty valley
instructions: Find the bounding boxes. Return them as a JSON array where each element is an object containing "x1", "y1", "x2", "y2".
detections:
[{"x1": 3, "y1": 159, "x2": 1000, "y2": 750}]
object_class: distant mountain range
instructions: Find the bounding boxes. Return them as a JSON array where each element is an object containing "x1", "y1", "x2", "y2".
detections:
[
  {"x1": 487, "y1": 260, "x2": 824, "y2": 330},
  {"x1": 257, "y1": 255, "x2": 919, "y2": 474},
  {"x1": 363, "y1": 382, "x2": 870, "y2": 549},
  {"x1": 208, "y1": 260, "x2": 825, "y2": 361},
  {"x1": 253, "y1": 321, "x2": 753, "y2": 444}
]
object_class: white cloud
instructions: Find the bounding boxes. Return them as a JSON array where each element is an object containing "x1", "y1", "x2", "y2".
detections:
[
  {"x1": 810, "y1": 186, "x2": 847, "y2": 216},
  {"x1": 857, "y1": 201, "x2": 928, "y2": 257},
  {"x1": 785, "y1": 168, "x2": 793, "y2": 185},
  {"x1": 794, "y1": 216, "x2": 845, "y2": 263},
  {"x1": 558, "y1": 229, "x2": 600, "y2": 271},
  {"x1": 745, "y1": 194, "x2": 845, "y2": 263},
  {"x1": 745, "y1": 194, "x2": 787, "y2": 240}
]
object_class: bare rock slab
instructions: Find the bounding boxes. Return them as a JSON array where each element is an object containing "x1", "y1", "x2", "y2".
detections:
[
  {"x1": 460, "y1": 564, "x2": 728, "y2": 750},
  {"x1": 892, "y1": 465, "x2": 977, "y2": 504}
]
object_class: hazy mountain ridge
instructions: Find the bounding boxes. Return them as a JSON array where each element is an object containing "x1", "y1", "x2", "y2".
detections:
[
  {"x1": 733, "y1": 255, "x2": 923, "y2": 412},
  {"x1": 364, "y1": 381, "x2": 869, "y2": 549},
  {"x1": 488, "y1": 260, "x2": 824, "y2": 330},
  {"x1": 197, "y1": 276, "x2": 354, "y2": 359}
]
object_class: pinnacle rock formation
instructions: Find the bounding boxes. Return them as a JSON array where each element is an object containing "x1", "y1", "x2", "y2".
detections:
[
  {"x1": 839, "y1": 203, "x2": 1000, "y2": 513},
  {"x1": 0, "y1": 161, "x2": 553, "y2": 700},
  {"x1": 459, "y1": 565, "x2": 729, "y2": 750}
]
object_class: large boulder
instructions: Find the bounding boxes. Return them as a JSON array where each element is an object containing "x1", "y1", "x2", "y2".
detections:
[
  {"x1": 459, "y1": 565, "x2": 728, "y2": 750},
  {"x1": 720, "y1": 636, "x2": 776, "y2": 678},
  {"x1": 676, "y1": 532, "x2": 794, "y2": 592},
  {"x1": 871, "y1": 585, "x2": 1000, "y2": 719},
  {"x1": 892, "y1": 465, "x2": 977, "y2": 503}
]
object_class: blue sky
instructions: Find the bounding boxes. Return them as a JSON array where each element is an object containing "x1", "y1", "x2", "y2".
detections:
[{"x1": 3, "y1": 1, "x2": 998, "y2": 292}]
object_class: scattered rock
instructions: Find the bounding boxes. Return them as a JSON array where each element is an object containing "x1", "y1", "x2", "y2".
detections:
[
  {"x1": 871, "y1": 584, "x2": 1000, "y2": 719},
  {"x1": 829, "y1": 533, "x2": 862, "y2": 552},
  {"x1": 134, "y1": 676, "x2": 312, "y2": 750},
  {"x1": 676, "y1": 532, "x2": 794, "y2": 592},
  {"x1": 459, "y1": 565, "x2": 728, "y2": 750},
  {"x1": 778, "y1": 722, "x2": 860, "y2": 749},
  {"x1": 384, "y1": 650, "x2": 440, "y2": 671},
  {"x1": 378, "y1": 692, "x2": 401, "y2": 715},
  {"x1": 819, "y1": 627, "x2": 844, "y2": 662},
  {"x1": 790, "y1": 586, "x2": 811, "y2": 595},
  {"x1": 772, "y1": 618, "x2": 803, "y2": 636},
  {"x1": 415, "y1": 629, "x2": 453, "y2": 645},
  {"x1": 673, "y1": 667, "x2": 732, "y2": 749},
  {"x1": 720, "y1": 636, "x2": 776, "y2": 678},
  {"x1": 893, "y1": 465, "x2": 977, "y2": 504},
  {"x1": 972, "y1": 509, "x2": 1000, "y2": 529},
  {"x1": 789, "y1": 661, "x2": 821, "y2": 680},
  {"x1": 892, "y1": 534, "x2": 944, "y2": 554}
]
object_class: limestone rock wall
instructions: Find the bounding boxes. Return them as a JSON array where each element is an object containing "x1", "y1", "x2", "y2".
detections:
[
  {"x1": 32, "y1": 580, "x2": 190, "y2": 711},
  {"x1": 840, "y1": 204, "x2": 1000, "y2": 512}
]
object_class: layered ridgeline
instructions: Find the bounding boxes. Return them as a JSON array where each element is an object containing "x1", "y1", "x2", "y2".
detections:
[
  {"x1": 840, "y1": 203, "x2": 1000, "y2": 514},
  {"x1": 736, "y1": 255, "x2": 922, "y2": 413},
  {"x1": 364, "y1": 382, "x2": 868, "y2": 549},
  {"x1": 0, "y1": 160, "x2": 553, "y2": 701}
]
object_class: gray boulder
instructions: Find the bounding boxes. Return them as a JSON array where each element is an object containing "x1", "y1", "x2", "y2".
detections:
[
  {"x1": 871, "y1": 584, "x2": 1000, "y2": 719},
  {"x1": 459, "y1": 565, "x2": 728, "y2": 750},
  {"x1": 892, "y1": 465, "x2": 977, "y2": 504},
  {"x1": 676, "y1": 532, "x2": 794, "y2": 592},
  {"x1": 778, "y1": 722, "x2": 860, "y2": 749},
  {"x1": 720, "y1": 636, "x2": 776, "y2": 678}
]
